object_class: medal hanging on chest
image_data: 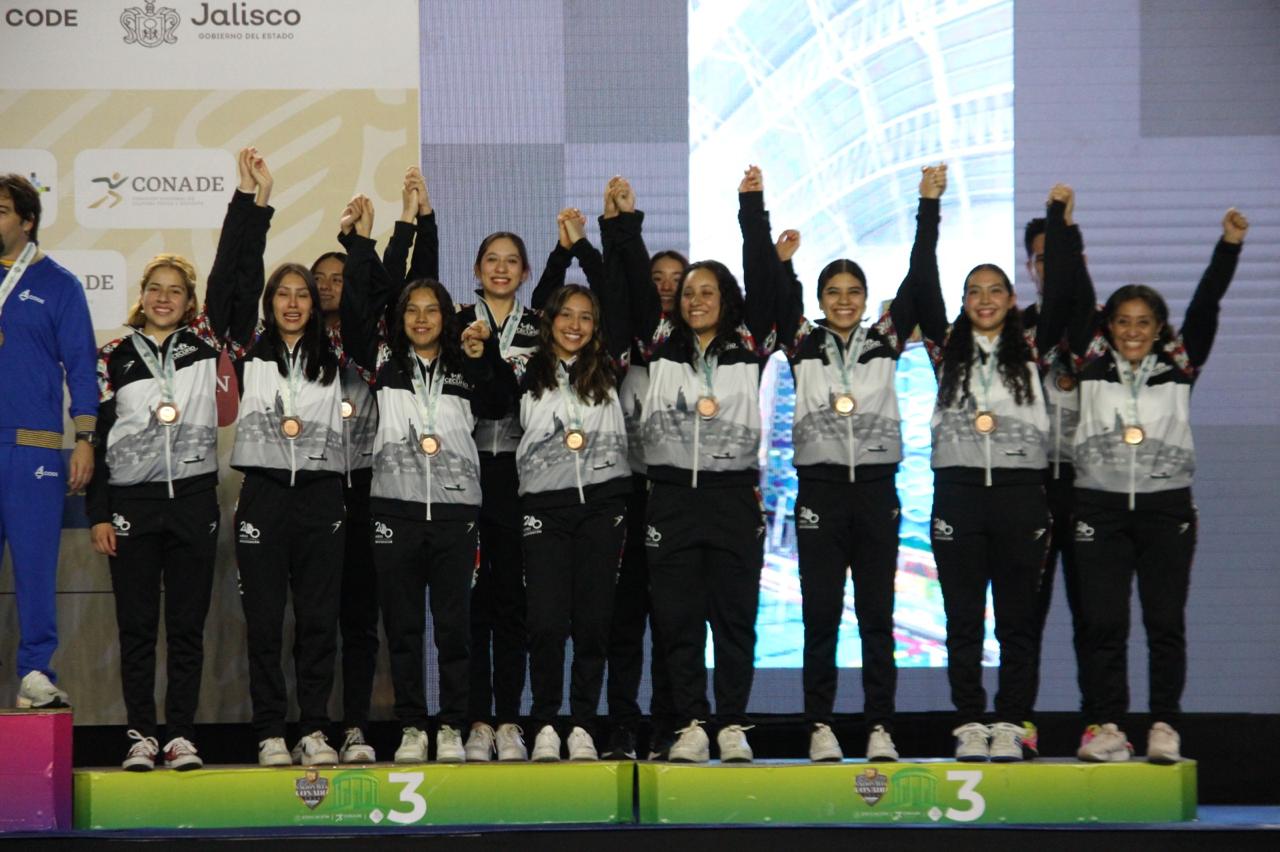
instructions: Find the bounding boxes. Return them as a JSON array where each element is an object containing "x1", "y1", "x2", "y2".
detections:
[
  {"x1": 131, "y1": 332, "x2": 183, "y2": 427},
  {"x1": 694, "y1": 347, "x2": 719, "y2": 420},
  {"x1": 557, "y1": 362, "x2": 589, "y2": 452},
  {"x1": 412, "y1": 356, "x2": 446, "y2": 457}
]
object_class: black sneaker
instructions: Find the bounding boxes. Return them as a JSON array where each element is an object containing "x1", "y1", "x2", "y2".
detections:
[
  {"x1": 603, "y1": 726, "x2": 637, "y2": 760},
  {"x1": 647, "y1": 731, "x2": 675, "y2": 761}
]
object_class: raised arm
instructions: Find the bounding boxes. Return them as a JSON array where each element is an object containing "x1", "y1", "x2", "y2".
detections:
[
  {"x1": 531, "y1": 208, "x2": 578, "y2": 311},
  {"x1": 885, "y1": 166, "x2": 945, "y2": 350},
  {"x1": 1043, "y1": 186, "x2": 1099, "y2": 358},
  {"x1": 738, "y1": 165, "x2": 784, "y2": 349},
  {"x1": 203, "y1": 148, "x2": 272, "y2": 348},
  {"x1": 910, "y1": 165, "x2": 949, "y2": 346},
  {"x1": 771, "y1": 229, "x2": 806, "y2": 351},
  {"x1": 603, "y1": 176, "x2": 659, "y2": 345},
  {"x1": 338, "y1": 195, "x2": 390, "y2": 371},
  {"x1": 1181, "y1": 208, "x2": 1247, "y2": 368}
]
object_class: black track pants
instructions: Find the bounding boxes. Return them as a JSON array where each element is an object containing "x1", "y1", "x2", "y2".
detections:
[
  {"x1": 606, "y1": 478, "x2": 675, "y2": 730},
  {"x1": 1028, "y1": 465, "x2": 1087, "y2": 718},
  {"x1": 339, "y1": 467, "x2": 379, "y2": 729},
  {"x1": 1073, "y1": 488, "x2": 1195, "y2": 727},
  {"x1": 108, "y1": 488, "x2": 219, "y2": 741},
  {"x1": 373, "y1": 512, "x2": 477, "y2": 730},
  {"x1": 931, "y1": 480, "x2": 1050, "y2": 725},
  {"x1": 647, "y1": 482, "x2": 764, "y2": 732},
  {"x1": 795, "y1": 475, "x2": 900, "y2": 730},
  {"x1": 468, "y1": 453, "x2": 528, "y2": 722},
  {"x1": 235, "y1": 473, "x2": 345, "y2": 740},
  {"x1": 522, "y1": 497, "x2": 626, "y2": 735}
]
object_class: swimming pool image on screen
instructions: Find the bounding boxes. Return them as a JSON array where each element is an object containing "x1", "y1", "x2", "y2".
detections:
[{"x1": 688, "y1": 0, "x2": 1015, "y2": 668}]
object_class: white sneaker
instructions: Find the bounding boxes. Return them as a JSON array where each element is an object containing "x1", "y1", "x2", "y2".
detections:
[
  {"x1": 436, "y1": 725, "x2": 466, "y2": 763},
  {"x1": 567, "y1": 726, "x2": 598, "y2": 760},
  {"x1": 1077, "y1": 723, "x2": 1133, "y2": 762},
  {"x1": 495, "y1": 723, "x2": 528, "y2": 761},
  {"x1": 122, "y1": 729, "x2": 159, "y2": 771},
  {"x1": 163, "y1": 736, "x2": 203, "y2": 771},
  {"x1": 291, "y1": 730, "x2": 338, "y2": 766},
  {"x1": 809, "y1": 723, "x2": 843, "y2": 762},
  {"x1": 866, "y1": 725, "x2": 899, "y2": 762},
  {"x1": 465, "y1": 723, "x2": 496, "y2": 762},
  {"x1": 1146, "y1": 722, "x2": 1182, "y2": 764},
  {"x1": 258, "y1": 737, "x2": 292, "y2": 766},
  {"x1": 716, "y1": 724, "x2": 754, "y2": 763},
  {"x1": 17, "y1": 670, "x2": 70, "y2": 709},
  {"x1": 531, "y1": 725, "x2": 561, "y2": 762},
  {"x1": 339, "y1": 727, "x2": 376, "y2": 764},
  {"x1": 395, "y1": 727, "x2": 428, "y2": 764},
  {"x1": 668, "y1": 720, "x2": 710, "y2": 763},
  {"x1": 989, "y1": 722, "x2": 1024, "y2": 762},
  {"x1": 953, "y1": 722, "x2": 990, "y2": 762}
]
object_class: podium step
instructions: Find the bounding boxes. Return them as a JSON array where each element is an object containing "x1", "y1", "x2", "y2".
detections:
[
  {"x1": 74, "y1": 761, "x2": 633, "y2": 829},
  {"x1": 0, "y1": 709, "x2": 73, "y2": 832},
  {"x1": 638, "y1": 759, "x2": 1197, "y2": 825}
]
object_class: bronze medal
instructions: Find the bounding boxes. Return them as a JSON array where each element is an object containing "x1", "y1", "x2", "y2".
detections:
[
  {"x1": 156, "y1": 401, "x2": 180, "y2": 426},
  {"x1": 564, "y1": 429, "x2": 587, "y2": 452},
  {"x1": 696, "y1": 396, "x2": 720, "y2": 419},
  {"x1": 1122, "y1": 425, "x2": 1145, "y2": 446},
  {"x1": 833, "y1": 393, "x2": 857, "y2": 416},
  {"x1": 1056, "y1": 373, "x2": 1077, "y2": 392},
  {"x1": 420, "y1": 434, "x2": 441, "y2": 456},
  {"x1": 973, "y1": 411, "x2": 997, "y2": 435},
  {"x1": 341, "y1": 398, "x2": 355, "y2": 420},
  {"x1": 280, "y1": 416, "x2": 304, "y2": 440}
]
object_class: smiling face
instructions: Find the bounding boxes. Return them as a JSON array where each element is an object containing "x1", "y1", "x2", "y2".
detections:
[
  {"x1": 1108, "y1": 297, "x2": 1163, "y2": 364},
  {"x1": 313, "y1": 256, "x2": 344, "y2": 315},
  {"x1": 475, "y1": 235, "x2": 528, "y2": 300},
  {"x1": 272, "y1": 271, "x2": 313, "y2": 341},
  {"x1": 139, "y1": 265, "x2": 192, "y2": 334},
  {"x1": 652, "y1": 255, "x2": 684, "y2": 314},
  {"x1": 680, "y1": 267, "x2": 721, "y2": 339},
  {"x1": 964, "y1": 268, "x2": 1015, "y2": 338},
  {"x1": 403, "y1": 286, "x2": 443, "y2": 357},
  {"x1": 551, "y1": 291, "x2": 596, "y2": 361},
  {"x1": 819, "y1": 272, "x2": 867, "y2": 336}
]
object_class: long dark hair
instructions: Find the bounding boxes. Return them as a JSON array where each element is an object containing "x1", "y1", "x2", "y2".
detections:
[
  {"x1": 261, "y1": 262, "x2": 339, "y2": 385},
  {"x1": 651, "y1": 249, "x2": 689, "y2": 272},
  {"x1": 670, "y1": 259, "x2": 745, "y2": 359},
  {"x1": 524, "y1": 284, "x2": 617, "y2": 405},
  {"x1": 388, "y1": 279, "x2": 462, "y2": 377},
  {"x1": 937, "y1": 264, "x2": 1036, "y2": 407},
  {"x1": 1100, "y1": 284, "x2": 1173, "y2": 350},
  {"x1": 310, "y1": 250, "x2": 347, "y2": 273},
  {"x1": 473, "y1": 231, "x2": 530, "y2": 281}
]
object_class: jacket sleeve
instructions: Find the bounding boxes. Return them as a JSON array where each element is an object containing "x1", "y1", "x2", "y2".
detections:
[
  {"x1": 1180, "y1": 238, "x2": 1241, "y2": 369},
  {"x1": 57, "y1": 268, "x2": 99, "y2": 433},
  {"x1": 203, "y1": 190, "x2": 271, "y2": 350},
  {"x1": 381, "y1": 220, "x2": 415, "y2": 292},
  {"x1": 603, "y1": 210, "x2": 656, "y2": 347},
  {"x1": 339, "y1": 233, "x2": 391, "y2": 372},
  {"x1": 738, "y1": 190, "x2": 782, "y2": 351},
  {"x1": 84, "y1": 345, "x2": 117, "y2": 525},
  {"x1": 531, "y1": 243, "x2": 572, "y2": 312},
  {"x1": 408, "y1": 211, "x2": 439, "y2": 283},
  {"x1": 881, "y1": 197, "x2": 941, "y2": 352}
]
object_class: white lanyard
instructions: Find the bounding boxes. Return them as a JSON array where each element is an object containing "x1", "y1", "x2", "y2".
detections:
[
  {"x1": 824, "y1": 327, "x2": 866, "y2": 482},
  {"x1": 556, "y1": 360, "x2": 586, "y2": 503},
  {"x1": 477, "y1": 299, "x2": 522, "y2": 357},
  {"x1": 131, "y1": 333, "x2": 179, "y2": 402}
]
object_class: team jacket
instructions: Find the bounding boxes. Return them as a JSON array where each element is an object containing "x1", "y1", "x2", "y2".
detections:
[
  {"x1": 86, "y1": 190, "x2": 267, "y2": 522},
  {"x1": 456, "y1": 299, "x2": 540, "y2": 456},
  {"x1": 338, "y1": 227, "x2": 494, "y2": 520},
  {"x1": 1025, "y1": 216, "x2": 1092, "y2": 477},
  {"x1": 1049, "y1": 207, "x2": 1242, "y2": 503},
  {"x1": 915, "y1": 203, "x2": 1072, "y2": 486},
  {"x1": 746, "y1": 196, "x2": 944, "y2": 483},
  {"x1": 492, "y1": 237, "x2": 633, "y2": 508},
  {"x1": 327, "y1": 213, "x2": 439, "y2": 481}
]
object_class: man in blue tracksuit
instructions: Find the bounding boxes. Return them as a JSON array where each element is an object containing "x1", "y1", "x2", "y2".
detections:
[{"x1": 0, "y1": 173, "x2": 98, "y2": 708}]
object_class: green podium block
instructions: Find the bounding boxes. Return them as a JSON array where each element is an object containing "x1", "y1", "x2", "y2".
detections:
[
  {"x1": 74, "y1": 761, "x2": 633, "y2": 829},
  {"x1": 637, "y1": 759, "x2": 1196, "y2": 825}
]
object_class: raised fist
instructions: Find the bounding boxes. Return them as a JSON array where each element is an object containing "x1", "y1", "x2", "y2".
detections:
[
  {"x1": 603, "y1": 176, "x2": 620, "y2": 219},
  {"x1": 1048, "y1": 183, "x2": 1075, "y2": 225},
  {"x1": 919, "y1": 164, "x2": 947, "y2": 200},
  {"x1": 613, "y1": 178, "x2": 636, "y2": 214},
  {"x1": 1222, "y1": 208, "x2": 1249, "y2": 245},
  {"x1": 776, "y1": 229, "x2": 801, "y2": 263},
  {"x1": 739, "y1": 165, "x2": 763, "y2": 194}
]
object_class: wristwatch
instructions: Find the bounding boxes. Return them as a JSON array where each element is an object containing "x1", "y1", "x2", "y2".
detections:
[{"x1": 75, "y1": 430, "x2": 100, "y2": 447}]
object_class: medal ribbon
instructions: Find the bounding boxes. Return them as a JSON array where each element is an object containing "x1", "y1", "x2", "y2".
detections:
[
  {"x1": 131, "y1": 332, "x2": 181, "y2": 498},
  {"x1": 477, "y1": 298, "x2": 522, "y2": 358},
  {"x1": 1116, "y1": 351, "x2": 1155, "y2": 510},
  {"x1": 973, "y1": 339, "x2": 999, "y2": 487},
  {"x1": 556, "y1": 360, "x2": 587, "y2": 503},
  {"x1": 824, "y1": 328, "x2": 866, "y2": 483},
  {"x1": 411, "y1": 355, "x2": 446, "y2": 437}
]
